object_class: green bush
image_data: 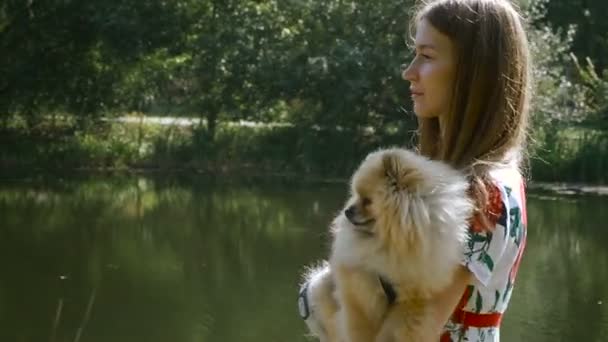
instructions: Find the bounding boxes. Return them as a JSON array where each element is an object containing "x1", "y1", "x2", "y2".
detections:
[{"x1": 531, "y1": 127, "x2": 607, "y2": 183}]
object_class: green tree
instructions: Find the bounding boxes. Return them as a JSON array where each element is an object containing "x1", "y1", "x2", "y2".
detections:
[
  {"x1": 538, "y1": 0, "x2": 608, "y2": 71},
  {"x1": 174, "y1": 0, "x2": 302, "y2": 139},
  {"x1": 531, "y1": 0, "x2": 608, "y2": 129},
  {"x1": 282, "y1": 0, "x2": 414, "y2": 132},
  {"x1": 0, "y1": 0, "x2": 191, "y2": 127}
]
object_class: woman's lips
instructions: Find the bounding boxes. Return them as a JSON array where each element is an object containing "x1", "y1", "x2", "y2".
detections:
[{"x1": 410, "y1": 88, "x2": 423, "y2": 97}]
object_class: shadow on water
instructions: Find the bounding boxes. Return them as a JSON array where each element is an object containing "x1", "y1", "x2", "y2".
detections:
[{"x1": 0, "y1": 175, "x2": 606, "y2": 341}]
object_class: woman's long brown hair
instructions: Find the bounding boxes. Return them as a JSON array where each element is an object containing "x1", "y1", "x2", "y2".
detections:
[{"x1": 411, "y1": 0, "x2": 531, "y2": 229}]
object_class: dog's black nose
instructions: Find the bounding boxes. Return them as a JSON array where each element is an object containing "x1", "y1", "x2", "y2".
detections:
[{"x1": 345, "y1": 206, "x2": 354, "y2": 220}]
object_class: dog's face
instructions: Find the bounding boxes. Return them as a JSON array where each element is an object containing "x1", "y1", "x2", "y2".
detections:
[
  {"x1": 343, "y1": 191, "x2": 377, "y2": 235},
  {"x1": 343, "y1": 149, "x2": 427, "y2": 239}
]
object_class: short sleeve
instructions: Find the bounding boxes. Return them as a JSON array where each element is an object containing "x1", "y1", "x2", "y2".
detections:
[{"x1": 462, "y1": 183, "x2": 509, "y2": 286}]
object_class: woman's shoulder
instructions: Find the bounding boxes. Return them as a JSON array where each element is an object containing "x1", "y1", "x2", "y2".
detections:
[{"x1": 489, "y1": 163, "x2": 526, "y2": 205}]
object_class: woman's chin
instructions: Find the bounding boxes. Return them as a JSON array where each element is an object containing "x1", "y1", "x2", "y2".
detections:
[
  {"x1": 413, "y1": 108, "x2": 430, "y2": 118},
  {"x1": 413, "y1": 107, "x2": 440, "y2": 119}
]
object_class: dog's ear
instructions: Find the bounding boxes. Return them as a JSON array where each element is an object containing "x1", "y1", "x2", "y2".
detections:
[
  {"x1": 382, "y1": 151, "x2": 423, "y2": 192},
  {"x1": 382, "y1": 152, "x2": 401, "y2": 185},
  {"x1": 382, "y1": 151, "x2": 401, "y2": 191}
]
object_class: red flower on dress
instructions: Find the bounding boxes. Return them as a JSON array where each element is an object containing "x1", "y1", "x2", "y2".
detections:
[
  {"x1": 470, "y1": 182, "x2": 503, "y2": 233},
  {"x1": 440, "y1": 331, "x2": 452, "y2": 342}
]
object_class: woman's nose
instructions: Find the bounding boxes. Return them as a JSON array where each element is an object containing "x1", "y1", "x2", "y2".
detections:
[{"x1": 401, "y1": 61, "x2": 416, "y2": 82}]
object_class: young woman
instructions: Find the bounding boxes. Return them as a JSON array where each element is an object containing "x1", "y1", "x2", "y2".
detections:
[{"x1": 298, "y1": 0, "x2": 530, "y2": 340}]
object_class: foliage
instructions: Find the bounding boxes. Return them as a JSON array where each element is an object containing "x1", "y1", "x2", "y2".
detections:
[
  {"x1": 535, "y1": 0, "x2": 608, "y2": 71},
  {"x1": 524, "y1": 0, "x2": 607, "y2": 184},
  {"x1": 280, "y1": 1, "x2": 413, "y2": 130},
  {"x1": 0, "y1": 0, "x2": 417, "y2": 133},
  {"x1": 531, "y1": 128, "x2": 607, "y2": 183},
  {"x1": 0, "y1": 0, "x2": 191, "y2": 125},
  {"x1": 0, "y1": 0, "x2": 606, "y2": 183},
  {"x1": 571, "y1": 55, "x2": 608, "y2": 128},
  {"x1": 1, "y1": 0, "x2": 604, "y2": 130},
  {"x1": 527, "y1": 23, "x2": 588, "y2": 126}
]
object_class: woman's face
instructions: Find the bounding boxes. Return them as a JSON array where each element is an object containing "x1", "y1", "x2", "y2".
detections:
[{"x1": 402, "y1": 19, "x2": 456, "y2": 119}]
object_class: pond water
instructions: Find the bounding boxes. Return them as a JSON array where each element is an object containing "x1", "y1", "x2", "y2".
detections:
[{"x1": 0, "y1": 175, "x2": 606, "y2": 342}]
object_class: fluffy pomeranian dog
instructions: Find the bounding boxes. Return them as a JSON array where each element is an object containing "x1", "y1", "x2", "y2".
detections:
[{"x1": 300, "y1": 148, "x2": 473, "y2": 342}]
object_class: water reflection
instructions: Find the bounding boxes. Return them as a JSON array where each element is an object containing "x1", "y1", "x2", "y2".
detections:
[
  {"x1": 504, "y1": 194, "x2": 608, "y2": 341},
  {"x1": 0, "y1": 176, "x2": 606, "y2": 341}
]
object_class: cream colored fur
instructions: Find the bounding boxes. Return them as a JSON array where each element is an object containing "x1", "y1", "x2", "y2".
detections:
[{"x1": 301, "y1": 148, "x2": 473, "y2": 342}]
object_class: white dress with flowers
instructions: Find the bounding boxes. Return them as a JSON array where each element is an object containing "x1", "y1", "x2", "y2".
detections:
[{"x1": 440, "y1": 168, "x2": 528, "y2": 342}]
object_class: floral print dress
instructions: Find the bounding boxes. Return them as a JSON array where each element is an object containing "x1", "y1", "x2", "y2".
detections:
[{"x1": 441, "y1": 167, "x2": 528, "y2": 342}]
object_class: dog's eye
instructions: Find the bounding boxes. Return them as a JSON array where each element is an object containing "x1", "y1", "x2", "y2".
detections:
[{"x1": 362, "y1": 197, "x2": 372, "y2": 206}]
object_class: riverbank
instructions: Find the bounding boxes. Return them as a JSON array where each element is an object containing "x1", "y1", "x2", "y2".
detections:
[
  {"x1": 2, "y1": 170, "x2": 607, "y2": 199},
  {"x1": 1, "y1": 116, "x2": 606, "y2": 184},
  {"x1": 527, "y1": 182, "x2": 608, "y2": 196}
]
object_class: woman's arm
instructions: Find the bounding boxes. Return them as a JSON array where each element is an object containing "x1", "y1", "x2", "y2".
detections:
[
  {"x1": 374, "y1": 266, "x2": 473, "y2": 342},
  {"x1": 430, "y1": 265, "x2": 474, "y2": 334}
]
